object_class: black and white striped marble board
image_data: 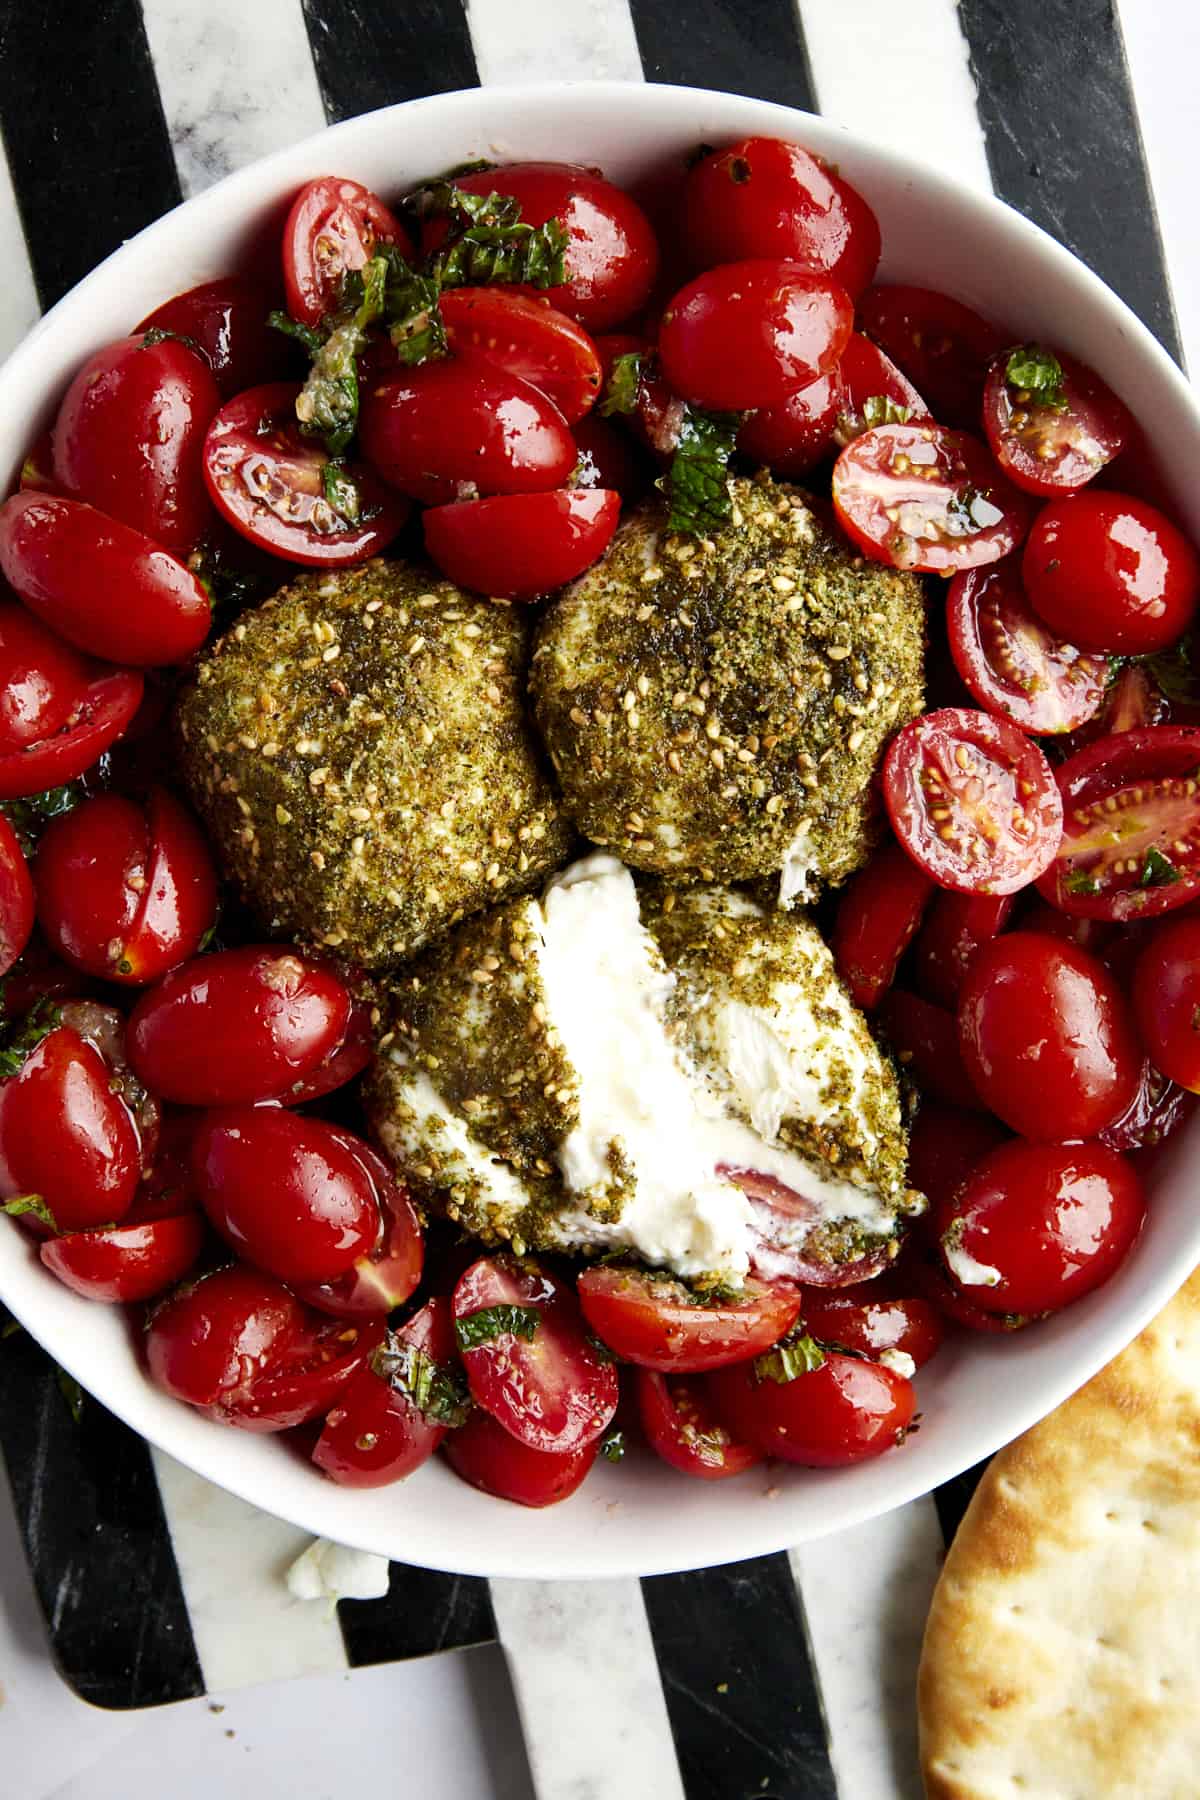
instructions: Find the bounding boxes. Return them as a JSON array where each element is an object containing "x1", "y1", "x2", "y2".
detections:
[{"x1": 0, "y1": 1, "x2": 1180, "y2": 1795}]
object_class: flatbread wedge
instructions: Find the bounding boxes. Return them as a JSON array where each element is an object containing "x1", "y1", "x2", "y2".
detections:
[{"x1": 918, "y1": 1268, "x2": 1200, "y2": 1800}]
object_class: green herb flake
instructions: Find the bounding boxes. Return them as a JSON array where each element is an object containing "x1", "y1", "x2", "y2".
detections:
[
  {"x1": 455, "y1": 1303, "x2": 542, "y2": 1352},
  {"x1": 187, "y1": 537, "x2": 276, "y2": 626},
  {"x1": 381, "y1": 254, "x2": 448, "y2": 365},
  {"x1": 1145, "y1": 639, "x2": 1200, "y2": 708},
  {"x1": 56, "y1": 1367, "x2": 84, "y2": 1425},
  {"x1": 1063, "y1": 868, "x2": 1101, "y2": 896},
  {"x1": 585, "y1": 1329, "x2": 616, "y2": 1363},
  {"x1": 0, "y1": 998, "x2": 62, "y2": 1081},
  {"x1": 752, "y1": 1331, "x2": 827, "y2": 1386},
  {"x1": 1, "y1": 782, "x2": 84, "y2": 855},
  {"x1": 599, "y1": 351, "x2": 644, "y2": 418},
  {"x1": 436, "y1": 212, "x2": 569, "y2": 292},
  {"x1": 266, "y1": 310, "x2": 324, "y2": 357},
  {"x1": 599, "y1": 1428, "x2": 626, "y2": 1463},
  {"x1": 321, "y1": 461, "x2": 364, "y2": 525},
  {"x1": 861, "y1": 393, "x2": 912, "y2": 429},
  {"x1": 1005, "y1": 345, "x2": 1068, "y2": 412},
  {"x1": 140, "y1": 325, "x2": 204, "y2": 358},
  {"x1": 1, "y1": 1193, "x2": 59, "y2": 1231},
  {"x1": 369, "y1": 1337, "x2": 473, "y2": 1429},
  {"x1": 666, "y1": 407, "x2": 742, "y2": 536},
  {"x1": 1140, "y1": 845, "x2": 1181, "y2": 888}
]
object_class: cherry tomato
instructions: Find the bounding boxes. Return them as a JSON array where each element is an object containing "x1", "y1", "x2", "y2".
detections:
[
  {"x1": 453, "y1": 1255, "x2": 618, "y2": 1455},
  {"x1": 313, "y1": 1298, "x2": 457, "y2": 1487},
  {"x1": 202, "y1": 381, "x2": 407, "y2": 567},
  {"x1": 857, "y1": 285, "x2": 1006, "y2": 427},
  {"x1": 830, "y1": 840, "x2": 934, "y2": 1011},
  {"x1": 1069, "y1": 661, "x2": 1171, "y2": 749},
  {"x1": 936, "y1": 1139, "x2": 1144, "y2": 1316},
  {"x1": 19, "y1": 432, "x2": 59, "y2": 494},
  {"x1": 439, "y1": 288, "x2": 603, "y2": 422},
  {"x1": 947, "y1": 561, "x2": 1110, "y2": 736},
  {"x1": 576, "y1": 1265, "x2": 801, "y2": 1372},
  {"x1": 0, "y1": 1015, "x2": 141, "y2": 1229},
  {"x1": 882, "y1": 708, "x2": 1063, "y2": 895},
  {"x1": 878, "y1": 989, "x2": 984, "y2": 1111},
  {"x1": 636, "y1": 1369, "x2": 762, "y2": 1480},
  {"x1": 799, "y1": 1289, "x2": 944, "y2": 1368},
  {"x1": 832, "y1": 424, "x2": 1032, "y2": 575},
  {"x1": 709, "y1": 1349, "x2": 915, "y2": 1467},
  {"x1": 293, "y1": 1143, "x2": 423, "y2": 1317},
  {"x1": 278, "y1": 999, "x2": 374, "y2": 1105},
  {"x1": 40, "y1": 1210, "x2": 205, "y2": 1303},
  {"x1": 1133, "y1": 916, "x2": 1200, "y2": 1092},
  {"x1": 127, "y1": 944, "x2": 351, "y2": 1105},
  {"x1": 137, "y1": 276, "x2": 296, "y2": 398},
  {"x1": 595, "y1": 336, "x2": 684, "y2": 459},
  {"x1": 0, "y1": 664, "x2": 143, "y2": 799},
  {"x1": 0, "y1": 932, "x2": 87, "y2": 1019},
  {"x1": 283, "y1": 176, "x2": 412, "y2": 329},
  {"x1": 52, "y1": 335, "x2": 219, "y2": 552},
  {"x1": 0, "y1": 602, "x2": 92, "y2": 752},
  {"x1": 982, "y1": 348, "x2": 1131, "y2": 496},
  {"x1": 36, "y1": 787, "x2": 216, "y2": 985},
  {"x1": 359, "y1": 357, "x2": 577, "y2": 506},
  {"x1": 736, "y1": 369, "x2": 843, "y2": 476},
  {"x1": 192, "y1": 1108, "x2": 380, "y2": 1285},
  {"x1": 227, "y1": 1313, "x2": 382, "y2": 1433},
  {"x1": 681, "y1": 137, "x2": 880, "y2": 298},
  {"x1": 423, "y1": 488, "x2": 620, "y2": 600},
  {"x1": 658, "y1": 260, "x2": 852, "y2": 411},
  {"x1": 905, "y1": 1103, "x2": 1008, "y2": 1213},
  {"x1": 0, "y1": 493, "x2": 210, "y2": 668},
  {"x1": 1035, "y1": 728, "x2": 1200, "y2": 921},
  {"x1": 571, "y1": 414, "x2": 649, "y2": 502},
  {"x1": 957, "y1": 932, "x2": 1140, "y2": 1139},
  {"x1": 1024, "y1": 492, "x2": 1200, "y2": 655},
  {"x1": 1100, "y1": 1055, "x2": 1193, "y2": 1153},
  {"x1": 725, "y1": 1168, "x2": 899, "y2": 1286},
  {"x1": 905, "y1": 1241, "x2": 1031, "y2": 1334},
  {"x1": 442, "y1": 1404, "x2": 598, "y2": 1508},
  {"x1": 1016, "y1": 897, "x2": 1115, "y2": 956},
  {"x1": 0, "y1": 812, "x2": 33, "y2": 977},
  {"x1": 832, "y1": 332, "x2": 931, "y2": 445},
  {"x1": 913, "y1": 890, "x2": 1014, "y2": 1008},
  {"x1": 440, "y1": 163, "x2": 660, "y2": 333}
]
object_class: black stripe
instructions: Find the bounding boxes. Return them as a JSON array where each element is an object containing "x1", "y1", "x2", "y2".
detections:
[
  {"x1": 629, "y1": 0, "x2": 817, "y2": 113},
  {"x1": 958, "y1": 0, "x2": 1180, "y2": 362},
  {"x1": 0, "y1": 1317, "x2": 204, "y2": 1709},
  {"x1": 933, "y1": 1457, "x2": 991, "y2": 1546},
  {"x1": 299, "y1": 0, "x2": 478, "y2": 124},
  {"x1": 337, "y1": 1562, "x2": 495, "y2": 1665},
  {"x1": 0, "y1": 0, "x2": 182, "y2": 311},
  {"x1": 642, "y1": 1553, "x2": 837, "y2": 1800}
]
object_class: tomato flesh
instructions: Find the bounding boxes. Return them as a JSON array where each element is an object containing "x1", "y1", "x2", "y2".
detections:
[
  {"x1": 913, "y1": 889, "x2": 1014, "y2": 1008},
  {"x1": 947, "y1": 562, "x2": 1110, "y2": 736},
  {"x1": 313, "y1": 1298, "x2": 457, "y2": 1487},
  {"x1": 830, "y1": 839, "x2": 934, "y2": 1010},
  {"x1": 1133, "y1": 917, "x2": 1200, "y2": 1093},
  {"x1": 0, "y1": 666, "x2": 143, "y2": 799},
  {"x1": 41, "y1": 1211, "x2": 205, "y2": 1304},
  {"x1": 636, "y1": 1369, "x2": 762, "y2": 1480},
  {"x1": 439, "y1": 288, "x2": 603, "y2": 422},
  {"x1": 659, "y1": 259, "x2": 852, "y2": 411},
  {"x1": 982, "y1": 348, "x2": 1131, "y2": 496},
  {"x1": 0, "y1": 602, "x2": 93, "y2": 752},
  {"x1": 443, "y1": 1405, "x2": 598, "y2": 1508},
  {"x1": 1100, "y1": 1056, "x2": 1193, "y2": 1153},
  {"x1": 725, "y1": 1167, "x2": 897, "y2": 1286},
  {"x1": 576, "y1": 1265, "x2": 801, "y2": 1372},
  {"x1": 283, "y1": 176, "x2": 412, "y2": 329},
  {"x1": 832, "y1": 331, "x2": 931, "y2": 445},
  {"x1": 293, "y1": 1144, "x2": 423, "y2": 1318},
  {"x1": 737, "y1": 369, "x2": 843, "y2": 476},
  {"x1": 423, "y1": 488, "x2": 620, "y2": 600},
  {"x1": 1023, "y1": 491, "x2": 1200, "y2": 656},
  {"x1": 709, "y1": 1350, "x2": 915, "y2": 1467},
  {"x1": 905, "y1": 1103, "x2": 1008, "y2": 1214},
  {"x1": 857, "y1": 284, "x2": 1005, "y2": 428}
]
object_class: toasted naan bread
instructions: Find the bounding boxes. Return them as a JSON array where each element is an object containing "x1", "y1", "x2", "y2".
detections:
[{"x1": 918, "y1": 1269, "x2": 1200, "y2": 1800}]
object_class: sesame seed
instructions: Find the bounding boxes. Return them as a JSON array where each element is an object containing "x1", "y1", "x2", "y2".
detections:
[
  {"x1": 275, "y1": 805, "x2": 292, "y2": 825},
  {"x1": 641, "y1": 566, "x2": 663, "y2": 584},
  {"x1": 765, "y1": 794, "x2": 783, "y2": 815},
  {"x1": 321, "y1": 644, "x2": 340, "y2": 663},
  {"x1": 637, "y1": 673, "x2": 651, "y2": 697},
  {"x1": 407, "y1": 636, "x2": 426, "y2": 657},
  {"x1": 349, "y1": 804, "x2": 371, "y2": 822},
  {"x1": 570, "y1": 706, "x2": 587, "y2": 726},
  {"x1": 310, "y1": 850, "x2": 325, "y2": 870},
  {"x1": 351, "y1": 834, "x2": 366, "y2": 856},
  {"x1": 827, "y1": 645, "x2": 851, "y2": 660},
  {"x1": 772, "y1": 575, "x2": 796, "y2": 594}
]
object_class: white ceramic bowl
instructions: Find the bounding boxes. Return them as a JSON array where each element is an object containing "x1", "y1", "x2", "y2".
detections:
[{"x1": 2, "y1": 82, "x2": 1198, "y2": 1580}]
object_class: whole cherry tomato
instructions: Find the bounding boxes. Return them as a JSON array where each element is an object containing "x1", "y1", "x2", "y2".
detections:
[
  {"x1": 799, "y1": 1288, "x2": 945, "y2": 1368},
  {"x1": 982, "y1": 346, "x2": 1131, "y2": 496},
  {"x1": 0, "y1": 932, "x2": 87, "y2": 1019},
  {"x1": 878, "y1": 989, "x2": 985, "y2": 1111},
  {"x1": 293, "y1": 1142, "x2": 423, "y2": 1317},
  {"x1": 830, "y1": 839, "x2": 934, "y2": 1011},
  {"x1": 936, "y1": 1139, "x2": 1144, "y2": 1316},
  {"x1": 658, "y1": 260, "x2": 852, "y2": 411},
  {"x1": 36, "y1": 786, "x2": 217, "y2": 984},
  {"x1": 832, "y1": 332, "x2": 931, "y2": 445},
  {"x1": 681, "y1": 137, "x2": 880, "y2": 297},
  {"x1": 912, "y1": 890, "x2": 1014, "y2": 1008},
  {"x1": 0, "y1": 812, "x2": 33, "y2": 976},
  {"x1": 0, "y1": 602, "x2": 92, "y2": 752},
  {"x1": 137, "y1": 277, "x2": 296, "y2": 398},
  {"x1": 1067, "y1": 661, "x2": 1171, "y2": 749},
  {"x1": 636, "y1": 1369, "x2": 762, "y2": 1481},
  {"x1": 127, "y1": 944, "x2": 351, "y2": 1105},
  {"x1": 52, "y1": 335, "x2": 220, "y2": 551},
  {"x1": 439, "y1": 288, "x2": 603, "y2": 422},
  {"x1": 359, "y1": 356, "x2": 577, "y2": 504},
  {"x1": 41, "y1": 1209, "x2": 205, "y2": 1303},
  {"x1": 278, "y1": 998, "x2": 374, "y2": 1105},
  {"x1": 0, "y1": 493, "x2": 211, "y2": 667},
  {"x1": 1133, "y1": 916, "x2": 1200, "y2": 1093},
  {"x1": 709, "y1": 1348, "x2": 915, "y2": 1467},
  {"x1": 423, "y1": 488, "x2": 620, "y2": 600},
  {"x1": 946, "y1": 562, "x2": 1111, "y2": 737},
  {"x1": 313, "y1": 1297, "x2": 459, "y2": 1487},
  {"x1": 737, "y1": 369, "x2": 843, "y2": 476},
  {"x1": 905, "y1": 1102, "x2": 1008, "y2": 1212},
  {"x1": 1023, "y1": 492, "x2": 1200, "y2": 655},
  {"x1": 192, "y1": 1108, "x2": 380, "y2": 1285},
  {"x1": 0, "y1": 664, "x2": 143, "y2": 800},
  {"x1": 283, "y1": 176, "x2": 412, "y2": 328},
  {"x1": 442, "y1": 1406, "x2": 599, "y2": 1508},
  {"x1": 576, "y1": 1265, "x2": 801, "y2": 1372},
  {"x1": 957, "y1": 932, "x2": 1141, "y2": 1139},
  {"x1": 857, "y1": 284, "x2": 1006, "y2": 427}
]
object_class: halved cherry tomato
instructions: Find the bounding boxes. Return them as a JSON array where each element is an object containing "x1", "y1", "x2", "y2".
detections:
[
  {"x1": 293, "y1": 1143, "x2": 423, "y2": 1317},
  {"x1": 936, "y1": 1139, "x2": 1144, "y2": 1317},
  {"x1": 857, "y1": 285, "x2": 1006, "y2": 427},
  {"x1": 1034, "y1": 728, "x2": 1200, "y2": 921},
  {"x1": 0, "y1": 602, "x2": 92, "y2": 752},
  {"x1": 40, "y1": 1210, "x2": 205, "y2": 1303},
  {"x1": 832, "y1": 424, "x2": 1032, "y2": 575},
  {"x1": 1100, "y1": 1056, "x2": 1193, "y2": 1152},
  {"x1": 883, "y1": 708, "x2": 1062, "y2": 895},
  {"x1": 709, "y1": 1348, "x2": 915, "y2": 1467},
  {"x1": 1133, "y1": 916, "x2": 1200, "y2": 1093},
  {"x1": 453, "y1": 1255, "x2": 618, "y2": 1455},
  {"x1": 0, "y1": 665, "x2": 143, "y2": 799},
  {"x1": 203, "y1": 381, "x2": 407, "y2": 567},
  {"x1": 227, "y1": 1313, "x2": 383, "y2": 1434},
  {"x1": 423, "y1": 488, "x2": 620, "y2": 600},
  {"x1": 19, "y1": 432, "x2": 59, "y2": 494},
  {"x1": 1069, "y1": 662, "x2": 1170, "y2": 750},
  {"x1": 736, "y1": 369, "x2": 843, "y2": 476},
  {"x1": 0, "y1": 933, "x2": 87, "y2": 1019},
  {"x1": 283, "y1": 176, "x2": 412, "y2": 329},
  {"x1": 636, "y1": 1369, "x2": 762, "y2": 1480},
  {"x1": 681, "y1": 138, "x2": 880, "y2": 298},
  {"x1": 905, "y1": 1102, "x2": 1008, "y2": 1213},
  {"x1": 576, "y1": 1265, "x2": 801, "y2": 1372},
  {"x1": 594, "y1": 335, "x2": 684, "y2": 459},
  {"x1": 958, "y1": 932, "x2": 1140, "y2": 1139},
  {"x1": 442, "y1": 1404, "x2": 598, "y2": 1508},
  {"x1": 127, "y1": 944, "x2": 352, "y2": 1105},
  {"x1": 137, "y1": 276, "x2": 296, "y2": 398},
  {"x1": 437, "y1": 163, "x2": 660, "y2": 333},
  {"x1": 905, "y1": 1242, "x2": 1031, "y2": 1334},
  {"x1": 832, "y1": 332, "x2": 930, "y2": 446},
  {"x1": 313, "y1": 1298, "x2": 458, "y2": 1487},
  {"x1": 1023, "y1": 491, "x2": 1200, "y2": 655},
  {"x1": 146, "y1": 1265, "x2": 304, "y2": 1406},
  {"x1": 192, "y1": 1108, "x2": 380, "y2": 1286},
  {"x1": 36, "y1": 786, "x2": 216, "y2": 984},
  {"x1": 982, "y1": 347, "x2": 1131, "y2": 496},
  {"x1": 279, "y1": 998, "x2": 374, "y2": 1105},
  {"x1": 947, "y1": 562, "x2": 1110, "y2": 736},
  {"x1": 726, "y1": 1168, "x2": 899, "y2": 1286},
  {"x1": 658, "y1": 260, "x2": 852, "y2": 411},
  {"x1": 439, "y1": 289, "x2": 602, "y2": 422},
  {"x1": 799, "y1": 1289, "x2": 944, "y2": 1368},
  {"x1": 913, "y1": 889, "x2": 1014, "y2": 1008},
  {"x1": 830, "y1": 839, "x2": 934, "y2": 1010},
  {"x1": 0, "y1": 812, "x2": 33, "y2": 977},
  {"x1": 571, "y1": 414, "x2": 649, "y2": 502},
  {"x1": 0, "y1": 493, "x2": 211, "y2": 667},
  {"x1": 878, "y1": 989, "x2": 984, "y2": 1111},
  {"x1": 359, "y1": 357, "x2": 577, "y2": 505},
  {"x1": 52, "y1": 335, "x2": 220, "y2": 551}
]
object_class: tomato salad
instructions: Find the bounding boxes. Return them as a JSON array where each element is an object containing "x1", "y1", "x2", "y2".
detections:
[{"x1": 0, "y1": 139, "x2": 1197, "y2": 1510}]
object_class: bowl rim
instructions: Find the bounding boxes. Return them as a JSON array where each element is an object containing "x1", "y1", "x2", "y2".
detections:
[{"x1": 3, "y1": 79, "x2": 1199, "y2": 1580}]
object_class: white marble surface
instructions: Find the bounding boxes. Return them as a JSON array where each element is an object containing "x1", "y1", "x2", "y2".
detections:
[{"x1": 467, "y1": 0, "x2": 644, "y2": 88}]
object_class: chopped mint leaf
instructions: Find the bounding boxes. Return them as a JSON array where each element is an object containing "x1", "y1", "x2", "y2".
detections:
[
  {"x1": 665, "y1": 407, "x2": 742, "y2": 536},
  {"x1": 378, "y1": 249, "x2": 448, "y2": 365},
  {"x1": 267, "y1": 310, "x2": 324, "y2": 357},
  {"x1": 321, "y1": 461, "x2": 364, "y2": 525},
  {"x1": 140, "y1": 326, "x2": 203, "y2": 357},
  {"x1": 1146, "y1": 639, "x2": 1200, "y2": 707},
  {"x1": 56, "y1": 1367, "x2": 84, "y2": 1425},
  {"x1": 599, "y1": 1428, "x2": 626, "y2": 1462},
  {"x1": 435, "y1": 212, "x2": 569, "y2": 291},
  {"x1": 1063, "y1": 868, "x2": 1101, "y2": 896},
  {"x1": 599, "y1": 351, "x2": 644, "y2": 417},
  {"x1": 1005, "y1": 345, "x2": 1068, "y2": 412},
  {"x1": 2, "y1": 1194, "x2": 59, "y2": 1232},
  {"x1": 370, "y1": 1337, "x2": 472, "y2": 1429},
  {"x1": 187, "y1": 537, "x2": 276, "y2": 626},
  {"x1": 293, "y1": 255, "x2": 389, "y2": 458},
  {"x1": 1, "y1": 782, "x2": 84, "y2": 855},
  {"x1": 0, "y1": 998, "x2": 62, "y2": 1080},
  {"x1": 861, "y1": 393, "x2": 912, "y2": 429},
  {"x1": 752, "y1": 1331, "x2": 827, "y2": 1386},
  {"x1": 585, "y1": 1329, "x2": 617, "y2": 1363},
  {"x1": 455, "y1": 1303, "x2": 542, "y2": 1352},
  {"x1": 1140, "y1": 846, "x2": 1181, "y2": 888}
]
